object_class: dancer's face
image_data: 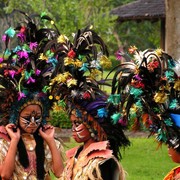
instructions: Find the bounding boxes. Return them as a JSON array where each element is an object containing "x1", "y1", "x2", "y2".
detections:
[
  {"x1": 168, "y1": 147, "x2": 180, "y2": 163},
  {"x1": 70, "y1": 113, "x2": 91, "y2": 143},
  {"x1": 19, "y1": 104, "x2": 42, "y2": 134}
]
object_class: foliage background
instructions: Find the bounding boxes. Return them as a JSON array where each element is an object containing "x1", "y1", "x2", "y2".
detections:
[
  {"x1": 0, "y1": 0, "x2": 161, "y2": 54},
  {"x1": 0, "y1": 2, "x2": 177, "y2": 179}
]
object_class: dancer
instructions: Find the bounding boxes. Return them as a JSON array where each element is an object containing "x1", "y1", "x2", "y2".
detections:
[
  {"x1": 0, "y1": 12, "x2": 64, "y2": 179},
  {"x1": 110, "y1": 47, "x2": 180, "y2": 180},
  {"x1": 47, "y1": 26, "x2": 130, "y2": 180}
]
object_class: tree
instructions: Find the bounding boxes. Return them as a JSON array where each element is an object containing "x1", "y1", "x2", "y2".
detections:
[
  {"x1": 114, "y1": 20, "x2": 161, "y2": 52},
  {"x1": 1, "y1": 0, "x2": 117, "y2": 53},
  {"x1": 165, "y1": 0, "x2": 180, "y2": 59},
  {"x1": 0, "y1": 0, "x2": 161, "y2": 56}
]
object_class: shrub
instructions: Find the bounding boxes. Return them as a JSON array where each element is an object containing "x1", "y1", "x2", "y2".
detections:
[{"x1": 50, "y1": 109, "x2": 71, "y2": 129}]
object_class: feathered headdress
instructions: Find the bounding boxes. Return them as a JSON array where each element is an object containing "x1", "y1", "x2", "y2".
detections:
[
  {"x1": 47, "y1": 26, "x2": 130, "y2": 160},
  {"x1": 0, "y1": 11, "x2": 60, "y2": 125},
  {"x1": 109, "y1": 46, "x2": 180, "y2": 151}
]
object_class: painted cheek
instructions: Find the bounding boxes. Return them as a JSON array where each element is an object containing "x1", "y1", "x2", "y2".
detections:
[
  {"x1": 72, "y1": 124, "x2": 90, "y2": 141},
  {"x1": 76, "y1": 129, "x2": 88, "y2": 139},
  {"x1": 20, "y1": 122, "x2": 40, "y2": 133}
]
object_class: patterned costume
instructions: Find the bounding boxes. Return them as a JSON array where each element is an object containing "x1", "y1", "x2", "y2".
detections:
[
  {"x1": 163, "y1": 166, "x2": 180, "y2": 180},
  {"x1": 0, "y1": 126, "x2": 62, "y2": 179},
  {"x1": 46, "y1": 25, "x2": 130, "y2": 179},
  {"x1": 60, "y1": 141, "x2": 125, "y2": 180}
]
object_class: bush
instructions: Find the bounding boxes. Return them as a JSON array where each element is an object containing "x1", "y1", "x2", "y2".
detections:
[
  {"x1": 109, "y1": 55, "x2": 120, "y2": 69},
  {"x1": 104, "y1": 55, "x2": 120, "y2": 71},
  {"x1": 50, "y1": 110, "x2": 71, "y2": 129}
]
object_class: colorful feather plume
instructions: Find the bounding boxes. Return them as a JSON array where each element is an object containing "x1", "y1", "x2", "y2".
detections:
[
  {"x1": 109, "y1": 47, "x2": 180, "y2": 151},
  {"x1": 0, "y1": 11, "x2": 60, "y2": 125},
  {"x1": 44, "y1": 25, "x2": 130, "y2": 160}
]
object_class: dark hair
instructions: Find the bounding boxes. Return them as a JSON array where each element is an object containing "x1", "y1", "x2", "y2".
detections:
[
  {"x1": 68, "y1": 89, "x2": 130, "y2": 161},
  {"x1": 34, "y1": 130, "x2": 45, "y2": 179},
  {"x1": 17, "y1": 127, "x2": 45, "y2": 179}
]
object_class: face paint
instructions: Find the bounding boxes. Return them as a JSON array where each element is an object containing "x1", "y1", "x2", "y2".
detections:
[
  {"x1": 19, "y1": 105, "x2": 42, "y2": 133},
  {"x1": 20, "y1": 110, "x2": 42, "y2": 129},
  {"x1": 71, "y1": 114, "x2": 91, "y2": 142},
  {"x1": 73, "y1": 123, "x2": 87, "y2": 139},
  {"x1": 168, "y1": 147, "x2": 180, "y2": 163}
]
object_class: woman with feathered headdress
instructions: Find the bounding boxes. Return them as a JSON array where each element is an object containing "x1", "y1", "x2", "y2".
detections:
[
  {"x1": 47, "y1": 26, "x2": 130, "y2": 180},
  {"x1": 110, "y1": 46, "x2": 180, "y2": 180},
  {"x1": 0, "y1": 11, "x2": 64, "y2": 180}
]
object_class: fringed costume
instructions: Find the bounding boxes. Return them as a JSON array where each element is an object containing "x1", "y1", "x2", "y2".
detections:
[
  {"x1": 0, "y1": 126, "x2": 62, "y2": 179},
  {"x1": 46, "y1": 26, "x2": 130, "y2": 179},
  {"x1": 61, "y1": 141, "x2": 125, "y2": 180}
]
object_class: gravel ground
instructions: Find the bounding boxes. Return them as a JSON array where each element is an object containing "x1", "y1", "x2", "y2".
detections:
[{"x1": 55, "y1": 128, "x2": 150, "y2": 142}]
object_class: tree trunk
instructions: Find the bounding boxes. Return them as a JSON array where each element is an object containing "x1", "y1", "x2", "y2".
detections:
[{"x1": 165, "y1": 0, "x2": 180, "y2": 59}]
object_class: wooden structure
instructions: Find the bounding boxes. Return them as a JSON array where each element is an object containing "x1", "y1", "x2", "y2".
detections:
[
  {"x1": 165, "y1": 0, "x2": 180, "y2": 59},
  {"x1": 110, "y1": 0, "x2": 165, "y2": 50}
]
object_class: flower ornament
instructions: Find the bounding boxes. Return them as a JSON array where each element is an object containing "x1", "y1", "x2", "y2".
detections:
[
  {"x1": 29, "y1": 42, "x2": 38, "y2": 50},
  {"x1": 67, "y1": 49, "x2": 76, "y2": 58},
  {"x1": 107, "y1": 94, "x2": 121, "y2": 105},
  {"x1": 57, "y1": 34, "x2": 68, "y2": 43},
  {"x1": 82, "y1": 91, "x2": 91, "y2": 99},
  {"x1": 35, "y1": 69, "x2": 41, "y2": 76},
  {"x1": 90, "y1": 69, "x2": 102, "y2": 79},
  {"x1": 8, "y1": 70, "x2": 16, "y2": 78},
  {"x1": 128, "y1": 45, "x2": 138, "y2": 54},
  {"x1": 17, "y1": 31, "x2": 26, "y2": 42},
  {"x1": 115, "y1": 48, "x2": 123, "y2": 60},
  {"x1": 79, "y1": 63, "x2": 89, "y2": 72},
  {"x1": 66, "y1": 78, "x2": 77, "y2": 87},
  {"x1": 99, "y1": 55, "x2": 112, "y2": 69},
  {"x1": 5, "y1": 27, "x2": 16, "y2": 38},
  {"x1": 47, "y1": 57, "x2": 58, "y2": 67},
  {"x1": 111, "y1": 113, "x2": 121, "y2": 125},
  {"x1": 147, "y1": 59, "x2": 159, "y2": 72},
  {"x1": 2, "y1": 35, "x2": 7, "y2": 42},
  {"x1": 0, "y1": 58, "x2": 3, "y2": 63},
  {"x1": 130, "y1": 87, "x2": 143, "y2": 99},
  {"x1": 18, "y1": 92, "x2": 26, "y2": 101},
  {"x1": 97, "y1": 108, "x2": 108, "y2": 118},
  {"x1": 26, "y1": 77, "x2": 35, "y2": 84},
  {"x1": 169, "y1": 99, "x2": 178, "y2": 109}
]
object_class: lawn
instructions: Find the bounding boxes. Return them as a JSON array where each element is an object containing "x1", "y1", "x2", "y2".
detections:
[
  {"x1": 120, "y1": 137, "x2": 176, "y2": 180},
  {"x1": 99, "y1": 70, "x2": 115, "y2": 94},
  {"x1": 63, "y1": 136, "x2": 177, "y2": 180}
]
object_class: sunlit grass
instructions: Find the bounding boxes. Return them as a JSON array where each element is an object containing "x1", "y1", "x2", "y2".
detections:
[
  {"x1": 121, "y1": 137, "x2": 176, "y2": 180},
  {"x1": 61, "y1": 137, "x2": 177, "y2": 180},
  {"x1": 100, "y1": 70, "x2": 114, "y2": 94}
]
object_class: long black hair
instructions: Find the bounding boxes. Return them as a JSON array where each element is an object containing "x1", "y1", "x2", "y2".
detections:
[{"x1": 18, "y1": 127, "x2": 45, "y2": 179}]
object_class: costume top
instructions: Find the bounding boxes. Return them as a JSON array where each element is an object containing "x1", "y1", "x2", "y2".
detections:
[
  {"x1": 0, "y1": 126, "x2": 63, "y2": 180},
  {"x1": 163, "y1": 166, "x2": 180, "y2": 180},
  {"x1": 60, "y1": 141, "x2": 125, "y2": 180}
]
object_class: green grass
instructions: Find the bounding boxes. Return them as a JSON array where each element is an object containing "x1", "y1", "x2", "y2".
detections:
[
  {"x1": 121, "y1": 137, "x2": 176, "y2": 180},
  {"x1": 63, "y1": 137, "x2": 177, "y2": 180},
  {"x1": 100, "y1": 70, "x2": 114, "y2": 94}
]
